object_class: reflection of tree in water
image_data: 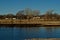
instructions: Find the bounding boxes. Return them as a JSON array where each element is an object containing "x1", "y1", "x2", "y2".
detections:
[
  {"x1": 24, "y1": 27, "x2": 40, "y2": 32},
  {"x1": 45, "y1": 27, "x2": 53, "y2": 37},
  {"x1": 21, "y1": 27, "x2": 40, "y2": 38},
  {"x1": 45, "y1": 27, "x2": 60, "y2": 38}
]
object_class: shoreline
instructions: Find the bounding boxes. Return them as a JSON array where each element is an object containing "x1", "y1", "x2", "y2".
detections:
[
  {"x1": 0, "y1": 19, "x2": 60, "y2": 26},
  {"x1": 0, "y1": 24, "x2": 60, "y2": 27}
]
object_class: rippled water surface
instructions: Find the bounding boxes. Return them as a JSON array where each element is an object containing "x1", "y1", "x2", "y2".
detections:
[{"x1": 0, "y1": 27, "x2": 60, "y2": 40}]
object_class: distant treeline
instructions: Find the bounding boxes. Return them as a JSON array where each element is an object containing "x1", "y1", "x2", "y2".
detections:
[{"x1": 0, "y1": 8, "x2": 60, "y2": 20}]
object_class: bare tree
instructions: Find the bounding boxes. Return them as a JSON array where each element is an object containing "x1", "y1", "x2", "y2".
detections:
[
  {"x1": 16, "y1": 10, "x2": 25, "y2": 19},
  {"x1": 45, "y1": 10, "x2": 54, "y2": 19},
  {"x1": 24, "y1": 8, "x2": 33, "y2": 19},
  {"x1": 33, "y1": 10, "x2": 40, "y2": 16},
  {"x1": 6, "y1": 13, "x2": 14, "y2": 18}
]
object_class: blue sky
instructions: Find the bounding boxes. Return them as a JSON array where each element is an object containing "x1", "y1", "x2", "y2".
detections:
[{"x1": 0, "y1": 0, "x2": 60, "y2": 15}]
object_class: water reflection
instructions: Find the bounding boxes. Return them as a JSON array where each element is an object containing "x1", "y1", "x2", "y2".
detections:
[
  {"x1": 0, "y1": 27, "x2": 60, "y2": 40},
  {"x1": 0, "y1": 27, "x2": 13, "y2": 40}
]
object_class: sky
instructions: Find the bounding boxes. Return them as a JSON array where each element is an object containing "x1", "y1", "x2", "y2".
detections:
[{"x1": 0, "y1": 0, "x2": 60, "y2": 15}]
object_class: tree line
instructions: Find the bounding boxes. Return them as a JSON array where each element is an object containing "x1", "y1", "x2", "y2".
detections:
[{"x1": 0, "y1": 8, "x2": 60, "y2": 20}]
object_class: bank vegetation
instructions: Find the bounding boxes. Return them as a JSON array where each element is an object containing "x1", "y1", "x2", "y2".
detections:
[{"x1": 0, "y1": 8, "x2": 60, "y2": 21}]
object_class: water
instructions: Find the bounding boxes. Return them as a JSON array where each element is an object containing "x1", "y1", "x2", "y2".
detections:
[{"x1": 0, "y1": 27, "x2": 60, "y2": 40}]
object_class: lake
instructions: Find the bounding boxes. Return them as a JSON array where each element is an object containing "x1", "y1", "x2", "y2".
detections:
[{"x1": 0, "y1": 26, "x2": 60, "y2": 40}]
